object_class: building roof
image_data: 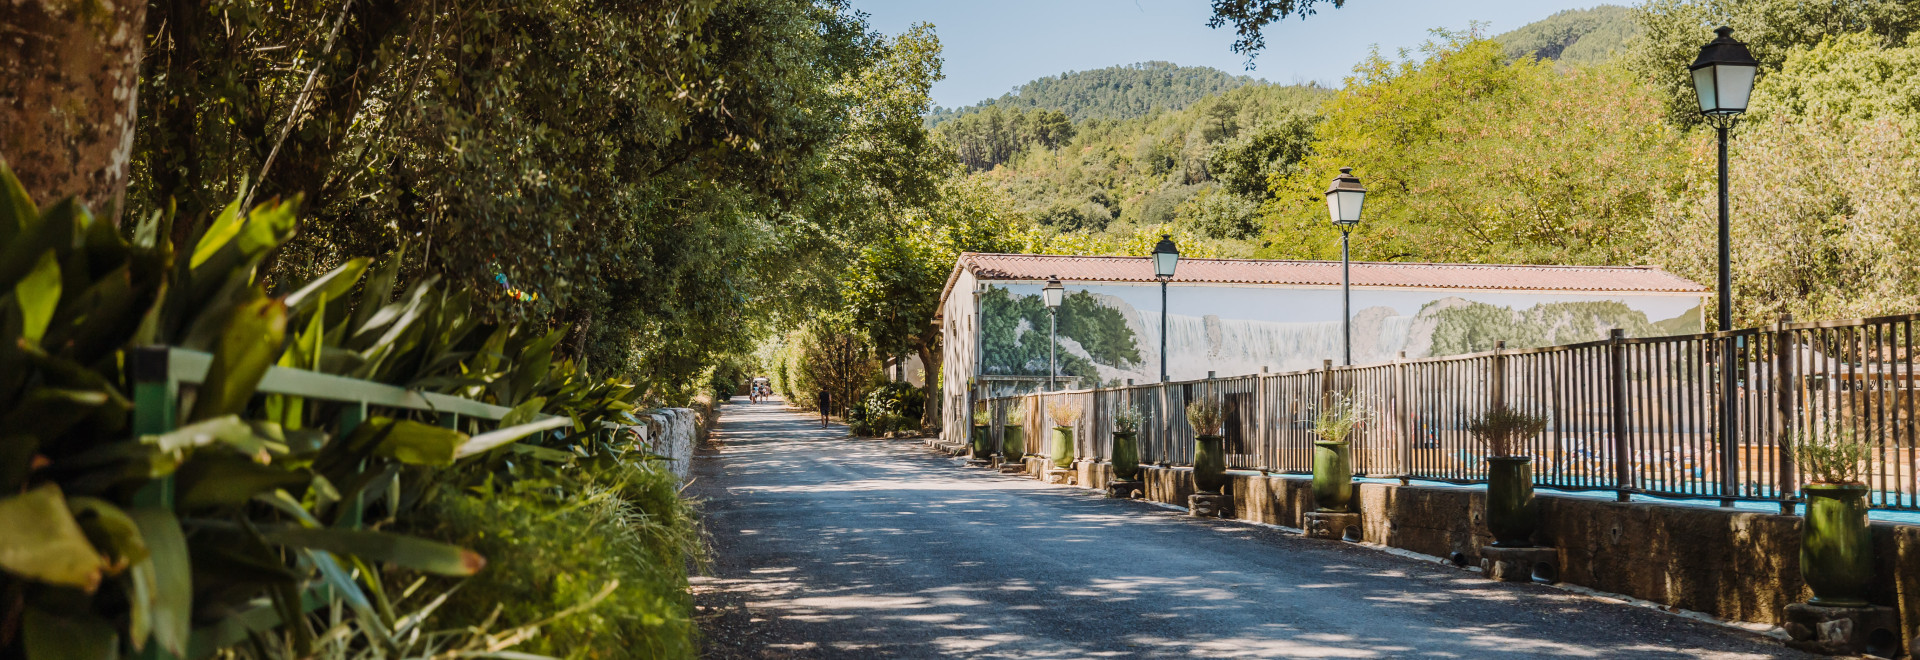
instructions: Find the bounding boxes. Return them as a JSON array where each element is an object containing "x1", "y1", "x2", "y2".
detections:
[{"x1": 937, "y1": 253, "x2": 1706, "y2": 317}]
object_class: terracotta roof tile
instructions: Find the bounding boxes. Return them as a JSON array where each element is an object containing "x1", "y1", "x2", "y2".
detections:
[{"x1": 952, "y1": 253, "x2": 1707, "y2": 295}]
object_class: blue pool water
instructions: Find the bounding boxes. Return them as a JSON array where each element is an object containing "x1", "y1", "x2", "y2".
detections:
[{"x1": 1348, "y1": 476, "x2": 1920, "y2": 525}]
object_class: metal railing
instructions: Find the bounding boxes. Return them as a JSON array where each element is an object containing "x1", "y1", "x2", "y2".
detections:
[{"x1": 979, "y1": 312, "x2": 1920, "y2": 511}]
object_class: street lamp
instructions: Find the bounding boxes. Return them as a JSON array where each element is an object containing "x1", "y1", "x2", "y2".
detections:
[
  {"x1": 1151, "y1": 235, "x2": 1179, "y2": 382},
  {"x1": 1325, "y1": 167, "x2": 1366, "y2": 366},
  {"x1": 1043, "y1": 276, "x2": 1064, "y2": 391},
  {"x1": 1690, "y1": 26, "x2": 1758, "y2": 507},
  {"x1": 1689, "y1": 25, "x2": 1758, "y2": 335}
]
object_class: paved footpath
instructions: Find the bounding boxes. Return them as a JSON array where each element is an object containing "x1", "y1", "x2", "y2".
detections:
[{"x1": 690, "y1": 398, "x2": 1806, "y2": 659}]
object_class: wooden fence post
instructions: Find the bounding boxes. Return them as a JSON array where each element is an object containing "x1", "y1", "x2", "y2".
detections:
[
  {"x1": 1775, "y1": 313, "x2": 1797, "y2": 514},
  {"x1": 1321, "y1": 358, "x2": 1334, "y2": 412},
  {"x1": 1257, "y1": 366, "x2": 1271, "y2": 473},
  {"x1": 1609, "y1": 329, "x2": 1631, "y2": 502},
  {"x1": 1396, "y1": 351, "x2": 1411, "y2": 484},
  {"x1": 1492, "y1": 340, "x2": 1507, "y2": 410}
]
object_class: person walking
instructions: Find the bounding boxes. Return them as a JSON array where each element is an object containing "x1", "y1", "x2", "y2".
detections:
[{"x1": 816, "y1": 389, "x2": 831, "y2": 428}]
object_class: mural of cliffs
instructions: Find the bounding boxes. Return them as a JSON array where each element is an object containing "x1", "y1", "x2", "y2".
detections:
[{"x1": 979, "y1": 283, "x2": 1702, "y2": 390}]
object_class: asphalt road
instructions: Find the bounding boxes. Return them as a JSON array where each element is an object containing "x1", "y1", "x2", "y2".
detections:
[{"x1": 690, "y1": 398, "x2": 1806, "y2": 659}]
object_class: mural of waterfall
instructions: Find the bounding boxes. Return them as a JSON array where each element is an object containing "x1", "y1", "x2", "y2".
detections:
[{"x1": 980, "y1": 283, "x2": 1703, "y2": 385}]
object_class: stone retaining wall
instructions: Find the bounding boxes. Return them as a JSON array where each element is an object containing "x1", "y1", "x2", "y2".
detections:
[
  {"x1": 994, "y1": 458, "x2": 1920, "y2": 654},
  {"x1": 632, "y1": 408, "x2": 696, "y2": 481}
]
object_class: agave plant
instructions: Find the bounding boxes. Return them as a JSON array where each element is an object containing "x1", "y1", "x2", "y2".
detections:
[{"x1": 0, "y1": 164, "x2": 644, "y2": 658}]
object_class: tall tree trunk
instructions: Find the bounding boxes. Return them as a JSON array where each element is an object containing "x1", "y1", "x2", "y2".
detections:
[
  {"x1": 1, "y1": 0, "x2": 145, "y2": 222},
  {"x1": 916, "y1": 339, "x2": 940, "y2": 432}
]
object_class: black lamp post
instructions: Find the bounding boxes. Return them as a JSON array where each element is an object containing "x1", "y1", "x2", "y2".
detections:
[
  {"x1": 1690, "y1": 25, "x2": 1759, "y2": 335},
  {"x1": 1043, "y1": 276, "x2": 1064, "y2": 391},
  {"x1": 1325, "y1": 167, "x2": 1367, "y2": 366},
  {"x1": 1690, "y1": 26, "x2": 1758, "y2": 507},
  {"x1": 1151, "y1": 235, "x2": 1180, "y2": 382}
]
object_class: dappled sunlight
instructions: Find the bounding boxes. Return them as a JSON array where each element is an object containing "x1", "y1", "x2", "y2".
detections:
[{"x1": 694, "y1": 402, "x2": 1807, "y2": 659}]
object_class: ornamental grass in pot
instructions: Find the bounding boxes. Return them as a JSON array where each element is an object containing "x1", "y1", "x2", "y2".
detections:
[
  {"x1": 1311, "y1": 394, "x2": 1368, "y2": 512},
  {"x1": 1111, "y1": 406, "x2": 1144, "y2": 481},
  {"x1": 1467, "y1": 406, "x2": 1549, "y2": 547},
  {"x1": 1002, "y1": 402, "x2": 1027, "y2": 461},
  {"x1": 1188, "y1": 399, "x2": 1228, "y2": 494},
  {"x1": 1049, "y1": 399, "x2": 1083, "y2": 468},
  {"x1": 1795, "y1": 424, "x2": 1873, "y2": 607},
  {"x1": 971, "y1": 408, "x2": 992, "y2": 457}
]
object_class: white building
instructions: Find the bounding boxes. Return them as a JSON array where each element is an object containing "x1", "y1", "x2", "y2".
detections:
[{"x1": 934, "y1": 253, "x2": 1708, "y2": 443}]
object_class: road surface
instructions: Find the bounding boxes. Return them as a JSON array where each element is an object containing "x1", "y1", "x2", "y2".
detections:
[{"x1": 690, "y1": 398, "x2": 1803, "y2": 659}]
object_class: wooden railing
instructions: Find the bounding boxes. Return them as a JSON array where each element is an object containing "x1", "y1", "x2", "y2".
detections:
[{"x1": 981, "y1": 312, "x2": 1920, "y2": 511}]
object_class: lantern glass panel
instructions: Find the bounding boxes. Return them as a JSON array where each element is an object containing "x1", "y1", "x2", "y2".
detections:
[
  {"x1": 1692, "y1": 67, "x2": 1717, "y2": 112},
  {"x1": 1153, "y1": 251, "x2": 1178, "y2": 278},
  {"x1": 1714, "y1": 64, "x2": 1756, "y2": 113}
]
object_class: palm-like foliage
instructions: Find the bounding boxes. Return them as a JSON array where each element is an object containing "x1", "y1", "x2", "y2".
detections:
[{"x1": 0, "y1": 164, "x2": 655, "y2": 658}]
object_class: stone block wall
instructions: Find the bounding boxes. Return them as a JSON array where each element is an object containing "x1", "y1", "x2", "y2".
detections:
[
  {"x1": 1074, "y1": 464, "x2": 1920, "y2": 652},
  {"x1": 632, "y1": 408, "x2": 696, "y2": 481}
]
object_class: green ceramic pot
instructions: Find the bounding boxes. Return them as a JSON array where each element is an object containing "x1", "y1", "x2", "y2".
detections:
[
  {"x1": 1050, "y1": 426, "x2": 1076, "y2": 468},
  {"x1": 1801, "y1": 483, "x2": 1872, "y2": 607},
  {"x1": 1312, "y1": 441, "x2": 1353, "y2": 512},
  {"x1": 1002, "y1": 424, "x2": 1025, "y2": 461},
  {"x1": 1111, "y1": 431, "x2": 1141, "y2": 481},
  {"x1": 1193, "y1": 434, "x2": 1227, "y2": 494},
  {"x1": 970, "y1": 424, "x2": 990, "y2": 457},
  {"x1": 1486, "y1": 456, "x2": 1536, "y2": 548}
]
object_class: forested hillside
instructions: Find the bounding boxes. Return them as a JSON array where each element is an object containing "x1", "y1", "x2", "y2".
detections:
[
  {"x1": 971, "y1": 83, "x2": 1330, "y2": 257},
  {"x1": 929, "y1": 0, "x2": 1920, "y2": 331},
  {"x1": 925, "y1": 61, "x2": 1259, "y2": 126},
  {"x1": 1493, "y1": 5, "x2": 1639, "y2": 65}
]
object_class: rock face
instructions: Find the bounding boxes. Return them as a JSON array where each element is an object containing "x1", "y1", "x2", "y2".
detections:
[{"x1": 632, "y1": 408, "x2": 696, "y2": 481}]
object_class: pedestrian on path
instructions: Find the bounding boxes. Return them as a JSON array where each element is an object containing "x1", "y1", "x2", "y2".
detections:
[{"x1": 816, "y1": 390, "x2": 831, "y2": 428}]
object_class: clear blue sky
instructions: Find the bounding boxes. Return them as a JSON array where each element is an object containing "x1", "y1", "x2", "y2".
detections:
[{"x1": 847, "y1": 0, "x2": 1612, "y2": 110}]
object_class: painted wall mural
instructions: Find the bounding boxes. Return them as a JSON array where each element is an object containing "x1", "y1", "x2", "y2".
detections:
[{"x1": 978, "y1": 283, "x2": 1704, "y2": 391}]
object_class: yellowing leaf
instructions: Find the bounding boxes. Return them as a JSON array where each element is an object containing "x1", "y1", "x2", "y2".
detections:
[
  {"x1": 188, "y1": 296, "x2": 288, "y2": 422},
  {"x1": 0, "y1": 485, "x2": 107, "y2": 591},
  {"x1": 15, "y1": 250, "x2": 60, "y2": 344},
  {"x1": 190, "y1": 198, "x2": 244, "y2": 269}
]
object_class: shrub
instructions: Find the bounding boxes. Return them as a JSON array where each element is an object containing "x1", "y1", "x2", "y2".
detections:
[
  {"x1": 1050, "y1": 399, "x2": 1084, "y2": 427},
  {"x1": 407, "y1": 457, "x2": 703, "y2": 658},
  {"x1": 1311, "y1": 393, "x2": 1370, "y2": 444},
  {"x1": 1796, "y1": 424, "x2": 1870, "y2": 485},
  {"x1": 1467, "y1": 406, "x2": 1548, "y2": 457},
  {"x1": 1005, "y1": 401, "x2": 1027, "y2": 425},
  {"x1": 864, "y1": 382, "x2": 924, "y2": 423},
  {"x1": 848, "y1": 382, "x2": 923, "y2": 436},
  {"x1": 1186, "y1": 399, "x2": 1224, "y2": 436},
  {"x1": 870, "y1": 412, "x2": 906, "y2": 435},
  {"x1": 972, "y1": 408, "x2": 993, "y2": 425},
  {"x1": 1114, "y1": 405, "x2": 1145, "y2": 434}
]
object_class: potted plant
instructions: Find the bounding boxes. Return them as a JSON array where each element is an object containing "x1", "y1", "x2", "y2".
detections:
[
  {"x1": 1795, "y1": 424, "x2": 1873, "y2": 606},
  {"x1": 1049, "y1": 399, "x2": 1083, "y2": 469},
  {"x1": 1310, "y1": 393, "x2": 1368, "y2": 512},
  {"x1": 1002, "y1": 401, "x2": 1027, "y2": 461},
  {"x1": 971, "y1": 408, "x2": 992, "y2": 457},
  {"x1": 1188, "y1": 399, "x2": 1228, "y2": 494},
  {"x1": 1112, "y1": 406, "x2": 1144, "y2": 481},
  {"x1": 1467, "y1": 405, "x2": 1549, "y2": 547}
]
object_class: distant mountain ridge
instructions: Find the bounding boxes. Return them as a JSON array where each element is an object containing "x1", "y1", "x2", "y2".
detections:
[{"x1": 926, "y1": 61, "x2": 1260, "y2": 127}]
